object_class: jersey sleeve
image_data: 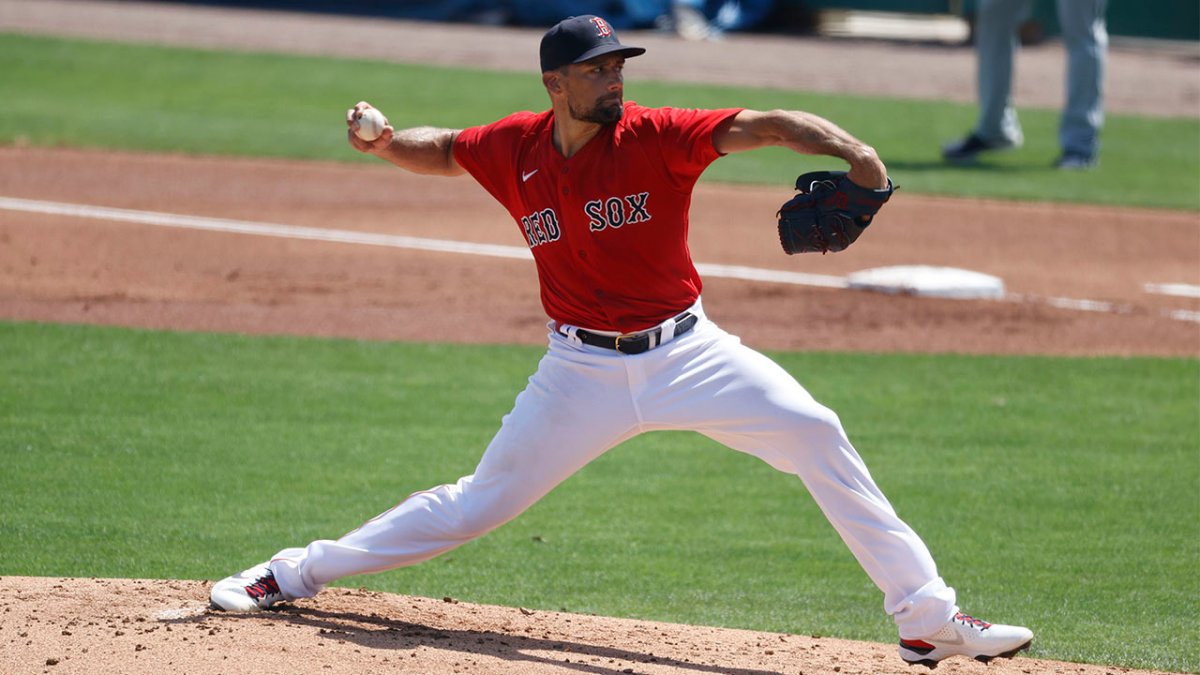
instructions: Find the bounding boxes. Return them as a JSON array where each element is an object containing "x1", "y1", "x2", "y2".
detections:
[
  {"x1": 453, "y1": 111, "x2": 540, "y2": 207},
  {"x1": 636, "y1": 106, "x2": 743, "y2": 188}
]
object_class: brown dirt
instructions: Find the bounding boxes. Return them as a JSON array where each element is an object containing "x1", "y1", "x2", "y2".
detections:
[
  {"x1": 0, "y1": 2, "x2": 1197, "y2": 674},
  {"x1": 3, "y1": 145, "x2": 1197, "y2": 356},
  {"x1": 0, "y1": 577, "x2": 1179, "y2": 675}
]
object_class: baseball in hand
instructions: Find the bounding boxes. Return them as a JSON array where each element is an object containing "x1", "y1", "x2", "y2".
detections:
[{"x1": 354, "y1": 107, "x2": 387, "y2": 142}]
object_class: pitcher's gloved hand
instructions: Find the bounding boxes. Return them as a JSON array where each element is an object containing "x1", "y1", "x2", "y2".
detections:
[{"x1": 777, "y1": 170, "x2": 895, "y2": 254}]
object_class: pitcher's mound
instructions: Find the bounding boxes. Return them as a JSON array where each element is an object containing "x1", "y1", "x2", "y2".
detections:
[{"x1": 0, "y1": 576, "x2": 1175, "y2": 674}]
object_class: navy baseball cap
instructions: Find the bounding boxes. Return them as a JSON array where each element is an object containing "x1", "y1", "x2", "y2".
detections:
[{"x1": 540, "y1": 15, "x2": 646, "y2": 72}]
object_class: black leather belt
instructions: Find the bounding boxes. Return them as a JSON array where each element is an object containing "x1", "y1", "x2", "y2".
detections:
[{"x1": 568, "y1": 311, "x2": 698, "y2": 355}]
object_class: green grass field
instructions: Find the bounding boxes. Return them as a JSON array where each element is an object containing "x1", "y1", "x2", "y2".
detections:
[
  {"x1": 1, "y1": 33, "x2": 1198, "y2": 209},
  {"x1": 1, "y1": 322, "x2": 1197, "y2": 672},
  {"x1": 1, "y1": 28, "x2": 1198, "y2": 673}
]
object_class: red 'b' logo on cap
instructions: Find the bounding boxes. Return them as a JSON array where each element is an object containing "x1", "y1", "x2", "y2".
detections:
[{"x1": 591, "y1": 17, "x2": 612, "y2": 37}]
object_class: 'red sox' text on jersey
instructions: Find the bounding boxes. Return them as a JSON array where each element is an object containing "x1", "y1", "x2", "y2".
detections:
[{"x1": 453, "y1": 102, "x2": 742, "y2": 333}]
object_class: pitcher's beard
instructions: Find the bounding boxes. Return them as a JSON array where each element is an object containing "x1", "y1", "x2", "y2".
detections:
[{"x1": 571, "y1": 97, "x2": 623, "y2": 125}]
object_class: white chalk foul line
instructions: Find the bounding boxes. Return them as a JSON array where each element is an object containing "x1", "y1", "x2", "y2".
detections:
[
  {"x1": 1, "y1": 196, "x2": 1195, "y2": 323},
  {"x1": 694, "y1": 262, "x2": 847, "y2": 289},
  {"x1": 0, "y1": 196, "x2": 535, "y2": 261},
  {"x1": 1145, "y1": 282, "x2": 1200, "y2": 299},
  {"x1": 0, "y1": 196, "x2": 847, "y2": 288}
]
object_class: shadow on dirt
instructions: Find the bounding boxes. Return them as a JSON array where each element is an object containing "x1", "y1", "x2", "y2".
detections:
[{"x1": 169, "y1": 603, "x2": 786, "y2": 675}]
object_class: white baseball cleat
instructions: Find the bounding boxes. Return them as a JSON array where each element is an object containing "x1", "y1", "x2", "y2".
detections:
[
  {"x1": 209, "y1": 562, "x2": 286, "y2": 612},
  {"x1": 899, "y1": 612, "x2": 1033, "y2": 668}
]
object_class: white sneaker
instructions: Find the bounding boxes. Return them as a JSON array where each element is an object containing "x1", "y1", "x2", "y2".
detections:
[
  {"x1": 209, "y1": 562, "x2": 286, "y2": 612},
  {"x1": 899, "y1": 612, "x2": 1033, "y2": 667}
]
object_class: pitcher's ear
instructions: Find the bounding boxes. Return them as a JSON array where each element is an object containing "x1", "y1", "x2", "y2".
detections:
[{"x1": 543, "y1": 69, "x2": 565, "y2": 95}]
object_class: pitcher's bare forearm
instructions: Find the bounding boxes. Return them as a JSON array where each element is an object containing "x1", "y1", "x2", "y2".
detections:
[
  {"x1": 715, "y1": 109, "x2": 887, "y2": 189},
  {"x1": 351, "y1": 125, "x2": 464, "y2": 177},
  {"x1": 346, "y1": 103, "x2": 465, "y2": 177},
  {"x1": 372, "y1": 126, "x2": 464, "y2": 177}
]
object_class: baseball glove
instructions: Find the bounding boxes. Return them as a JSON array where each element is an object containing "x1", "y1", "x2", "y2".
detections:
[{"x1": 777, "y1": 170, "x2": 895, "y2": 255}]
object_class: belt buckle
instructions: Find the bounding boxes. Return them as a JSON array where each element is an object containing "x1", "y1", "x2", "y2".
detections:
[
  {"x1": 614, "y1": 331, "x2": 649, "y2": 354},
  {"x1": 614, "y1": 333, "x2": 631, "y2": 353}
]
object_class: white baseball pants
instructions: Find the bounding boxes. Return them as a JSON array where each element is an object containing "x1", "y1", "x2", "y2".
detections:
[{"x1": 270, "y1": 299, "x2": 957, "y2": 638}]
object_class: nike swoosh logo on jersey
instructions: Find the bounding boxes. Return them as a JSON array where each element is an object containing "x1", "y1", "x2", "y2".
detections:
[{"x1": 522, "y1": 169, "x2": 539, "y2": 182}]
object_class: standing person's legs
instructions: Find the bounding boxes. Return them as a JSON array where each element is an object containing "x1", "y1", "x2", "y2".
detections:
[
  {"x1": 237, "y1": 338, "x2": 642, "y2": 603},
  {"x1": 1056, "y1": 0, "x2": 1107, "y2": 164},
  {"x1": 943, "y1": 0, "x2": 1028, "y2": 159},
  {"x1": 973, "y1": 0, "x2": 1029, "y2": 146}
]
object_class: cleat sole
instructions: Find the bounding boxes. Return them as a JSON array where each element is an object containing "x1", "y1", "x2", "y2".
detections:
[
  {"x1": 974, "y1": 639, "x2": 1032, "y2": 664},
  {"x1": 903, "y1": 639, "x2": 1032, "y2": 668}
]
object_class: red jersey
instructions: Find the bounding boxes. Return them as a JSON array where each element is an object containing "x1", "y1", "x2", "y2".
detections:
[{"x1": 453, "y1": 102, "x2": 742, "y2": 333}]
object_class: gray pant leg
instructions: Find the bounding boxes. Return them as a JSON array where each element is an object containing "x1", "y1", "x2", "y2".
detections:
[
  {"x1": 974, "y1": 0, "x2": 1029, "y2": 145},
  {"x1": 1056, "y1": 0, "x2": 1107, "y2": 157}
]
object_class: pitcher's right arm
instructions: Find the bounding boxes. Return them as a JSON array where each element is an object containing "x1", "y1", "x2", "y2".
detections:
[{"x1": 347, "y1": 102, "x2": 465, "y2": 177}]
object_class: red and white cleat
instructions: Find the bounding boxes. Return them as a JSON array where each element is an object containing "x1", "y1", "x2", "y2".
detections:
[{"x1": 899, "y1": 612, "x2": 1033, "y2": 668}]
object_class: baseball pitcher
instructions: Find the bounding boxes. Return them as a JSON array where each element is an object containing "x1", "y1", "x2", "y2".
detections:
[{"x1": 211, "y1": 15, "x2": 1033, "y2": 668}]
